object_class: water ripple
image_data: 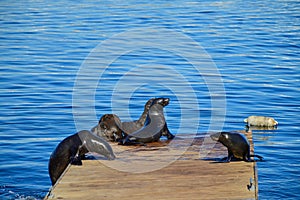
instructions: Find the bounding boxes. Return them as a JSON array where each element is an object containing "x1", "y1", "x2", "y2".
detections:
[{"x1": 0, "y1": 0, "x2": 299, "y2": 199}]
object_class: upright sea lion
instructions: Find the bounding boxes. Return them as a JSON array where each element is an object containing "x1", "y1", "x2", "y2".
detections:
[
  {"x1": 120, "y1": 98, "x2": 174, "y2": 145},
  {"x1": 48, "y1": 130, "x2": 115, "y2": 185},
  {"x1": 120, "y1": 98, "x2": 155, "y2": 135},
  {"x1": 91, "y1": 114, "x2": 123, "y2": 142},
  {"x1": 210, "y1": 131, "x2": 263, "y2": 162},
  {"x1": 244, "y1": 115, "x2": 278, "y2": 127}
]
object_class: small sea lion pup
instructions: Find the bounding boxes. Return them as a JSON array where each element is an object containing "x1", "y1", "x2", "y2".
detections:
[
  {"x1": 91, "y1": 114, "x2": 123, "y2": 142},
  {"x1": 48, "y1": 130, "x2": 115, "y2": 186},
  {"x1": 210, "y1": 131, "x2": 263, "y2": 162},
  {"x1": 244, "y1": 115, "x2": 278, "y2": 127},
  {"x1": 120, "y1": 98, "x2": 174, "y2": 145}
]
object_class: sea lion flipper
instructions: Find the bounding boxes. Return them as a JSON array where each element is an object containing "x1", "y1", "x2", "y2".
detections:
[
  {"x1": 70, "y1": 156, "x2": 82, "y2": 165},
  {"x1": 220, "y1": 157, "x2": 228, "y2": 162},
  {"x1": 118, "y1": 136, "x2": 145, "y2": 146},
  {"x1": 219, "y1": 156, "x2": 231, "y2": 163},
  {"x1": 161, "y1": 124, "x2": 175, "y2": 140},
  {"x1": 118, "y1": 137, "x2": 130, "y2": 145},
  {"x1": 255, "y1": 154, "x2": 263, "y2": 160},
  {"x1": 166, "y1": 132, "x2": 175, "y2": 140},
  {"x1": 249, "y1": 154, "x2": 264, "y2": 161}
]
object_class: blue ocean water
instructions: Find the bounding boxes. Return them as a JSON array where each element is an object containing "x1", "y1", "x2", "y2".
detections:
[{"x1": 0, "y1": 0, "x2": 299, "y2": 199}]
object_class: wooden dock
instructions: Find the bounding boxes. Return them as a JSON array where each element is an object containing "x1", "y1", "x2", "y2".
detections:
[{"x1": 45, "y1": 130, "x2": 258, "y2": 200}]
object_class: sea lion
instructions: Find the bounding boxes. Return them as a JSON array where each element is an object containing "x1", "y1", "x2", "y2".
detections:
[
  {"x1": 210, "y1": 131, "x2": 263, "y2": 162},
  {"x1": 244, "y1": 115, "x2": 278, "y2": 127},
  {"x1": 120, "y1": 98, "x2": 155, "y2": 135},
  {"x1": 120, "y1": 98, "x2": 174, "y2": 145},
  {"x1": 91, "y1": 114, "x2": 123, "y2": 142},
  {"x1": 48, "y1": 130, "x2": 115, "y2": 185},
  {"x1": 119, "y1": 98, "x2": 174, "y2": 140}
]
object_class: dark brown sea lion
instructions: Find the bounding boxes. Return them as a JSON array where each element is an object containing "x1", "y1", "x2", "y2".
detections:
[
  {"x1": 120, "y1": 98, "x2": 174, "y2": 145},
  {"x1": 210, "y1": 131, "x2": 263, "y2": 162},
  {"x1": 48, "y1": 130, "x2": 115, "y2": 185},
  {"x1": 91, "y1": 114, "x2": 123, "y2": 142}
]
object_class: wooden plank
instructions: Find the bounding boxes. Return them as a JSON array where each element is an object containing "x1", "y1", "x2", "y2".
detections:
[{"x1": 45, "y1": 130, "x2": 258, "y2": 200}]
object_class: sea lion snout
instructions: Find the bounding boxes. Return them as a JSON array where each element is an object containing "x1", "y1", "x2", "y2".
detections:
[
  {"x1": 153, "y1": 97, "x2": 170, "y2": 107},
  {"x1": 210, "y1": 132, "x2": 230, "y2": 146},
  {"x1": 97, "y1": 114, "x2": 123, "y2": 141},
  {"x1": 210, "y1": 132, "x2": 220, "y2": 141},
  {"x1": 162, "y1": 98, "x2": 170, "y2": 106},
  {"x1": 106, "y1": 153, "x2": 116, "y2": 160}
]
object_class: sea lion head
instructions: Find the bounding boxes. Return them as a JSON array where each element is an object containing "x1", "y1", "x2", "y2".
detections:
[
  {"x1": 98, "y1": 114, "x2": 123, "y2": 141},
  {"x1": 210, "y1": 131, "x2": 248, "y2": 149},
  {"x1": 210, "y1": 132, "x2": 230, "y2": 146},
  {"x1": 151, "y1": 97, "x2": 170, "y2": 107}
]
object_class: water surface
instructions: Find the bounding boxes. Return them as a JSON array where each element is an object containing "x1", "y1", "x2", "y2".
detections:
[{"x1": 0, "y1": 1, "x2": 299, "y2": 199}]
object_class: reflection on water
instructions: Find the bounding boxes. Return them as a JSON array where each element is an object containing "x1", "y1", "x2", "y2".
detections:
[
  {"x1": 0, "y1": 0, "x2": 300, "y2": 199},
  {"x1": 246, "y1": 125, "x2": 278, "y2": 131}
]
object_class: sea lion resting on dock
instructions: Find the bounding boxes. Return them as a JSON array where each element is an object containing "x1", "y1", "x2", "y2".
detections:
[
  {"x1": 210, "y1": 131, "x2": 263, "y2": 162},
  {"x1": 91, "y1": 114, "x2": 123, "y2": 142},
  {"x1": 48, "y1": 130, "x2": 115, "y2": 186},
  {"x1": 120, "y1": 98, "x2": 174, "y2": 145},
  {"x1": 244, "y1": 115, "x2": 278, "y2": 127}
]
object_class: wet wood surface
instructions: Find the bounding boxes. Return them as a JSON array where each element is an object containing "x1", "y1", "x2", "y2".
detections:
[{"x1": 45, "y1": 130, "x2": 258, "y2": 200}]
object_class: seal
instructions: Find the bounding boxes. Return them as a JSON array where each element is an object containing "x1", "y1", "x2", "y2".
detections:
[
  {"x1": 244, "y1": 115, "x2": 278, "y2": 127},
  {"x1": 48, "y1": 130, "x2": 115, "y2": 186},
  {"x1": 120, "y1": 98, "x2": 155, "y2": 136},
  {"x1": 210, "y1": 131, "x2": 263, "y2": 162},
  {"x1": 120, "y1": 97, "x2": 174, "y2": 145},
  {"x1": 91, "y1": 114, "x2": 123, "y2": 142}
]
